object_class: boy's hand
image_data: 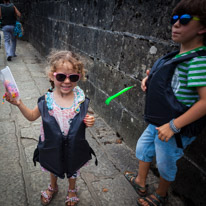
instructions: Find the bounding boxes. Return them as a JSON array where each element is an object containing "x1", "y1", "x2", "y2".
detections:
[
  {"x1": 4, "y1": 92, "x2": 21, "y2": 106},
  {"x1": 141, "y1": 69, "x2": 150, "y2": 92},
  {"x1": 156, "y1": 123, "x2": 174, "y2": 142},
  {"x1": 84, "y1": 114, "x2": 95, "y2": 127}
]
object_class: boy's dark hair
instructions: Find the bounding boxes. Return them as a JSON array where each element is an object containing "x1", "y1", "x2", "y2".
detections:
[
  {"x1": 172, "y1": 0, "x2": 206, "y2": 27},
  {"x1": 172, "y1": 0, "x2": 206, "y2": 44}
]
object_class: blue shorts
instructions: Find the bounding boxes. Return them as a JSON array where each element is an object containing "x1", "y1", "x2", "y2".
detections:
[{"x1": 136, "y1": 124, "x2": 196, "y2": 181}]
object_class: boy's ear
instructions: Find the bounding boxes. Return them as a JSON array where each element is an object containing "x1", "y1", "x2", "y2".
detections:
[{"x1": 198, "y1": 27, "x2": 206, "y2": 35}]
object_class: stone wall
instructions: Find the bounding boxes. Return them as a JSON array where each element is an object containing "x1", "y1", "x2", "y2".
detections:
[
  {"x1": 13, "y1": 0, "x2": 206, "y2": 204},
  {"x1": 15, "y1": 0, "x2": 180, "y2": 148}
]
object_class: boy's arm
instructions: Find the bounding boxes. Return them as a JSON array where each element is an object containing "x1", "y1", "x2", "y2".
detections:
[
  {"x1": 156, "y1": 86, "x2": 206, "y2": 141},
  {"x1": 174, "y1": 86, "x2": 206, "y2": 129}
]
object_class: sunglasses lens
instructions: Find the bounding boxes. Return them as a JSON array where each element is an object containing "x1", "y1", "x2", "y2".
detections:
[
  {"x1": 180, "y1": 14, "x2": 192, "y2": 25},
  {"x1": 171, "y1": 15, "x2": 179, "y2": 24},
  {"x1": 69, "y1": 74, "x2": 80, "y2": 82},
  {"x1": 56, "y1": 74, "x2": 66, "y2": 82}
]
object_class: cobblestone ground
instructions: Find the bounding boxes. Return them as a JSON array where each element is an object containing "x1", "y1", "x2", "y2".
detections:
[{"x1": 0, "y1": 35, "x2": 184, "y2": 205}]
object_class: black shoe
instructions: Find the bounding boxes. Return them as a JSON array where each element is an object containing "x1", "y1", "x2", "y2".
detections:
[{"x1": 7, "y1": 56, "x2": 12, "y2": 61}]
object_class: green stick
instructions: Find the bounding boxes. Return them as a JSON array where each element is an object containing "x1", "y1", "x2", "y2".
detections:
[{"x1": 105, "y1": 86, "x2": 134, "y2": 105}]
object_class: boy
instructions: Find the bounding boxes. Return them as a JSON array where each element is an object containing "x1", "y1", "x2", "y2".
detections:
[{"x1": 125, "y1": 0, "x2": 206, "y2": 205}]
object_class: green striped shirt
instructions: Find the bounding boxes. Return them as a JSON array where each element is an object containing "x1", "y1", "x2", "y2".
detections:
[{"x1": 171, "y1": 46, "x2": 206, "y2": 107}]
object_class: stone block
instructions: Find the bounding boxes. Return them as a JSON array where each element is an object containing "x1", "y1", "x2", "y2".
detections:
[
  {"x1": 96, "y1": 30, "x2": 123, "y2": 66},
  {"x1": 66, "y1": 0, "x2": 85, "y2": 24},
  {"x1": 117, "y1": 109, "x2": 146, "y2": 150},
  {"x1": 81, "y1": 27, "x2": 99, "y2": 57},
  {"x1": 92, "y1": 175, "x2": 137, "y2": 205},
  {"x1": 119, "y1": 36, "x2": 172, "y2": 81},
  {"x1": 94, "y1": 0, "x2": 115, "y2": 30},
  {"x1": 112, "y1": 0, "x2": 179, "y2": 40},
  {"x1": 174, "y1": 156, "x2": 206, "y2": 205},
  {"x1": 184, "y1": 130, "x2": 206, "y2": 171}
]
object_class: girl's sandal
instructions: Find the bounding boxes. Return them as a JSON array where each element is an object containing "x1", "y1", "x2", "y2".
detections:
[
  {"x1": 65, "y1": 188, "x2": 80, "y2": 206},
  {"x1": 124, "y1": 171, "x2": 148, "y2": 197},
  {"x1": 41, "y1": 184, "x2": 58, "y2": 205},
  {"x1": 137, "y1": 192, "x2": 168, "y2": 206}
]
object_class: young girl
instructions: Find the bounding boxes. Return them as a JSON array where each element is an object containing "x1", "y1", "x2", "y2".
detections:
[{"x1": 5, "y1": 50, "x2": 96, "y2": 206}]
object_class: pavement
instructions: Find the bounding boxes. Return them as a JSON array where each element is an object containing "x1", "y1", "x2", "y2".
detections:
[{"x1": 0, "y1": 33, "x2": 185, "y2": 206}]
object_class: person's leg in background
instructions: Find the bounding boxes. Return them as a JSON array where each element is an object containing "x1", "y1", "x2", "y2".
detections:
[
  {"x1": 10, "y1": 25, "x2": 17, "y2": 57},
  {"x1": 2, "y1": 25, "x2": 15, "y2": 61}
]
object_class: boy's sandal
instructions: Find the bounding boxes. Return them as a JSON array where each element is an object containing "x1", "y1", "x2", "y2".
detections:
[
  {"x1": 41, "y1": 184, "x2": 58, "y2": 205},
  {"x1": 65, "y1": 188, "x2": 80, "y2": 206},
  {"x1": 124, "y1": 171, "x2": 148, "y2": 197},
  {"x1": 137, "y1": 192, "x2": 168, "y2": 206}
]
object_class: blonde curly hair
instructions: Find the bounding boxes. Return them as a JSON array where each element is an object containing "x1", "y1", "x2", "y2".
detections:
[{"x1": 46, "y1": 50, "x2": 86, "y2": 91}]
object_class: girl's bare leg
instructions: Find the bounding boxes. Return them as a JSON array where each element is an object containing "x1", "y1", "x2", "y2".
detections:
[
  {"x1": 50, "y1": 173, "x2": 58, "y2": 189},
  {"x1": 66, "y1": 177, "x2": 79, "y2": 206},
  {"x1": 68, "y1": 177, "x2": 76, "y2": 190},
  {"x1": 41, "y1": 173, "x2": 58, "y2": 203}
]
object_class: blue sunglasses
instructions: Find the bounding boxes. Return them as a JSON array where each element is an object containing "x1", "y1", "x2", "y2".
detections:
[{"x1": 171, "y1": 14, "x2": 200, "y2": 25}]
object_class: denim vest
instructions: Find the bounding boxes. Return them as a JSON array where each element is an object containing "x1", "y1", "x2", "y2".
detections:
[{"x1": 33, "y1": 95, "x2": 97, "y2": 178}]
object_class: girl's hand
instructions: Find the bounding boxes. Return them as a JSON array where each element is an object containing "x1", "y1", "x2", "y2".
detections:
[
  {"x1": 5, "y1": 92, "x2": 40, "y2": 121},
  {"x1": 141, "y1": 69, "x2": 150, "y2": 92},
  {"x1": 156, "y1": 123, "x2": 174, "y2": 142},
  {"x1": 5, "y1": 92, "x2": 21, "y2": 106},
  {"x1": 84, "y1": 114, "x2": 95, "y2": 127}
]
